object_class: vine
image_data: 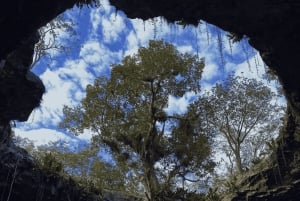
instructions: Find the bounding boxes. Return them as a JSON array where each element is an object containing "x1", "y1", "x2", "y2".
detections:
[
  {"x1": 216, "y1": 27, "x2": 225, "y2": 69},
  {"x1": 205, "y1": 22, "x2": 210, "y2": 45},
  {"x1": 241, "y1": 40, "x2": 251, "y2": 71}
]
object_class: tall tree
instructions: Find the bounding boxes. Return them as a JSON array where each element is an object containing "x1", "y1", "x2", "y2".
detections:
[
  {"x1": 191, "y1": 75, "x2": 284, "y2": 174},
  {"x1": 60, "y1": 40, "x2": 214, "y2": 200}
]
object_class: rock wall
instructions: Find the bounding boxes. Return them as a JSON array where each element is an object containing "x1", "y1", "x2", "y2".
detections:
[
  {"x1": 0, "y1": 1, "x2": 101, "y2": 201},
  {"x1": 0, "y1": 31, "x2": 45, "y2": 123},
  {"x1": 0, "y1": 126, "x2": 101, "y2": 201}
]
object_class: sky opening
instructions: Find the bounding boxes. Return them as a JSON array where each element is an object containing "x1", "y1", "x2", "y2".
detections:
[{"x1": 15, "y1": 0, "x2": 284, "y2": 154}]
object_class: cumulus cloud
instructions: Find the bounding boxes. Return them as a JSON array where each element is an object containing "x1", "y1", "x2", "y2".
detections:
[
  {"x1": 90, "y1": 7, "x2": 103, "y2": 36},
  {"x1": 130, "y1": 19, "x2": 155, "y2": 43},
  {"x1": 202, "y1": 62, "x2": 219, "y2": 81},
  {"x1": 14, "y1": 128, "x2": 78, "y2": 147},
  {"x1": 80, "y1": 41, "x2": 104, "y2": 64},
  {"x1": 176, "y1": 45, "x2": 194, "y2": 54},
  {"x1": 165, "y1": 95, "x2": 190, "y2": 115},
  {"x1": 89, "y1": 0, "x2": 127, "y2": 43},
  {"x1": 79, "y1": 40, "x2": 123, "y2": 70},
  {"x1": 17, "y1": 41, "x2": 122, "y2": 143},
  {"x1": 101, "y1": 13, "x2": 126, "y2": 43},
  {"x1": 25, "y1": 67, "x2": 79, "y2": 127},
  {"x1": 16, "y1": 3, "x2": 283, "y2": 148},
  {"x1": 124, "y1": 31, "x2": 140, "y2": 56}
]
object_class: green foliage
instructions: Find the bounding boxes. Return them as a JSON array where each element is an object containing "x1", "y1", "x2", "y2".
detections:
[
  {"x1": 61, "y1": 40, "x2": 213, "y2": 200},
  {"x1": 192, "y1": 75, "x2": 284, "y2": 173},
  {"x1": 36, "y1": 152, "x2": 64, "y2": 175},
  {"x1": 13, "y1": 135, "x2": 35, "y2": 153},
  {"x1": 34, "y1": 141, "x2": 131, "y2": 192}
]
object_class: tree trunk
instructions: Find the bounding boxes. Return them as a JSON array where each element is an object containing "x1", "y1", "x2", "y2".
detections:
[
  {"x1": 233, "y1": 144, "x2": 243, "y2": 174},
  {"x1": 143, "y1": 166, "x2": 159, "y2": 201},
  {"x1": 235, "y1": 152, "x2": 243, "y2": 174}
]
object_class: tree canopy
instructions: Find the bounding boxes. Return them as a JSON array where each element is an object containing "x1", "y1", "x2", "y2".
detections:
[
  {"x1": 60, "y1": 40, "x2": 214, "y2": 200},
  {"x1": 190, "y1": 75, "x2": 284, "y2": 174}
]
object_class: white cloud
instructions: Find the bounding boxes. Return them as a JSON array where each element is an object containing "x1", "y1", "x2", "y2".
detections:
[
  {"x1": 18, "y1": 37, "x2": 123, "y2": 144},
  {"x1": 130, "y1": 19, "x2": 155, "y2": 44},
  {"x1": 89, "y1": 0, "x2": 127, "y2": 42},
  {"x1": 165, "y1": 95, "x2": 189, "y2": 115},
  {"x1": 90, "y1": 7, "x2": 102, "y2": 36},
  {"x1": 200, "y1": 81, "x2": 214, "y2": 93},
  {"x1": 99, "y1": 0, "x2": 113, "y2": 13},
  {"x1": 77, "y1": 128, "x2": 94, "y2": 141},
  {"x1": 224, "y1": 61, "x2": 238, "y2": 74},
  {"x1": 101, "y1": 13, "x2": 126, "y2": 43},
  {"x1": 80, "y1": 40, "x2": 123, "y2": 70},
  {"x1": 24, "y1": 67, "x2": 79, "y2": 127},
  {"x1": 234, "y1": 54, "x2": 265, "y2": 79},
  {"x1": 124, "y1": 31, "x2": 140, "y2": 56},
  {"x1": 14, "y1": 127, "x2": 93, "y2": 147},
  {"x1": 123, "y1": 19, "x2": 157, "y2": 56},
  {"x1": 17, "y1": 3, "x2": 286, "y2": 152},
  {"x1": 176, "y1": 45, "x2": 193, "y2": 54},
  {"x1": 202, "y1": 62, "x2": 219, "y2": 81},
  {"x1": 80, "y1": 41, "x2": 102, "y2": 64},
  {"x1": 14, "y1": 128, "x2": 77, "y2": 146}
]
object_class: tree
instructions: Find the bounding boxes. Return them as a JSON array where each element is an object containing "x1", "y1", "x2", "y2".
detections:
[
  {"x1": 31, "y1": 0, "x2": 101, "y2": 68},
  {"x1": 192, "y1": 75, "x2": 284, "y2": 174},
  {"x1": 60, "y1": 40, "x2": 214, "y2": 200},
  {"x1": 22, "y1": 138, "x2": 131, "y2": 193},
  {"x1": 31, "y1": 14, "x2": 76, "y2": 67}
]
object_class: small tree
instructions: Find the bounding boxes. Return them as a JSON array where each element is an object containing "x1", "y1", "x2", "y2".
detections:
[
  {"x1": 31, "y1": 0, "x2": 100, "y2": 67},
  {"x1": 192, "y1": 75, "x2": 284, "y2": 174},
  {"x1": 31, "y1": 14, "x2": 76, "y2": 67},
  {"x1": 60, "y1": 40, "x2": 214, "y2": 200}
]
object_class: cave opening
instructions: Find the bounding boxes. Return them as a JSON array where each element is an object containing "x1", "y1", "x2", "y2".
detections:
[
  {"x1": 15, "y1": 0, "x2": 287, "y2": 195},
  {"x1": 2, "y1": 0, "x2": 300, "y2": 200}
]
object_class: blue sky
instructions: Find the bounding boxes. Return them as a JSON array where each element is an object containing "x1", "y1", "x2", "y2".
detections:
[{"x1": 14, "y1": 0, "x2": 277, "y2": 149}]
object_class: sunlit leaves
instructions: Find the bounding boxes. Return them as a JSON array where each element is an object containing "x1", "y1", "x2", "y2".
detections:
[
  {"x1": 195, "y1": 75, "x2": 284, "y2": 173},
  {"x1": 60, "y1": 40, "x2": 211, "y2": 199}
]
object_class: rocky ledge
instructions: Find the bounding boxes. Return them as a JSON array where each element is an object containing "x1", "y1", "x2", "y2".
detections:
[
  {"x1": 0, "y1": 142, "x2": 100, "y2": 201},
  {"x1": 0, "y1": 126, "x2": 140, "y2": 201}
]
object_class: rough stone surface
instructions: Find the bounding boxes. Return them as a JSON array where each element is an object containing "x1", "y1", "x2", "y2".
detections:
[
  {"x1": 0, "y1": 128, "x2": 101, "y2": 201},
  {"x1": 0, "y1": 0, "x2": 79, "y2": 60},
  {"x1": 0, "y1": 0, "x2": 82, "y2": 123},
  {"x1": 0, "y1": 31, "x2": 45, "y2": 123}
]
